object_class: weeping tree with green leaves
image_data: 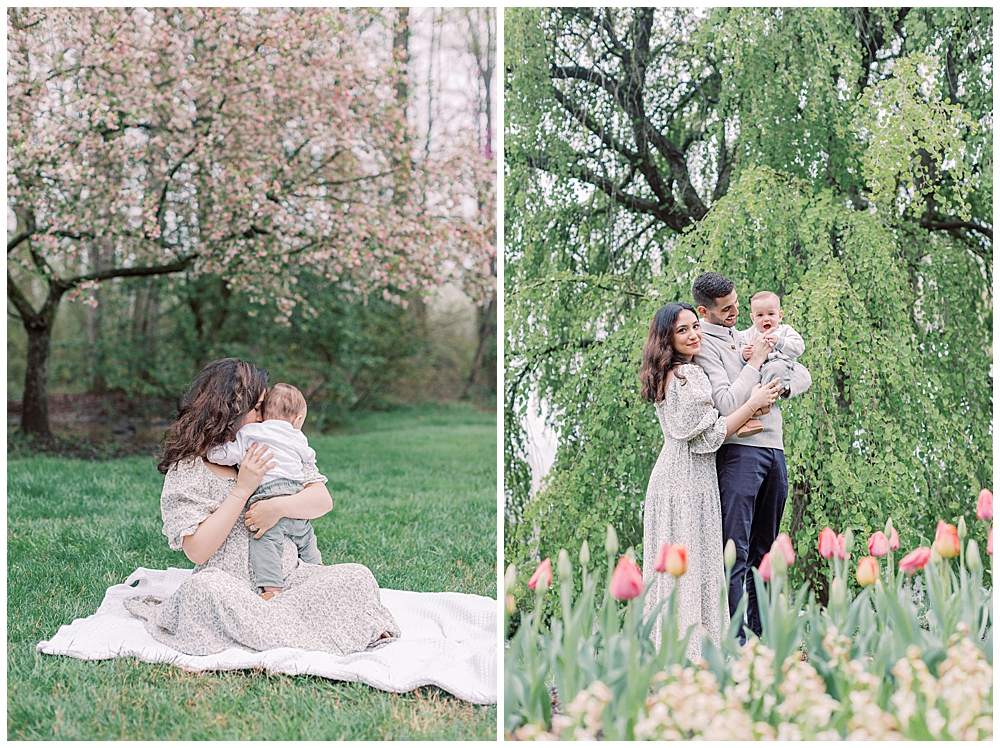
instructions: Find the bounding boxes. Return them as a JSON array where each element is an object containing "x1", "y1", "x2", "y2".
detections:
[{"x1": 504, "y1": 7, "x2": 992, "y2": 605}]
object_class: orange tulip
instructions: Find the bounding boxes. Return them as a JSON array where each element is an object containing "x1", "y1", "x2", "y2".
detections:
[
  {"x1": 898, "y1": 546, "x2": 931, "y2": 575},
  {"x1": 856, "y1": 556, "x2": 879, "y2": 586},
  {"x1": 867, "y1": 531, "x2": 889, "y2": 558},
  {"x1": 527, "y1": 558, "x2": 552, "y2": 591},
  {"x1": 818, "y1": 527, "x2": 837, "y2": 559},
  {"x1": 933, "y1": 521, "x2": 960, "y2": 559},
  {"x1": 609, "y1": 556, "x2": 644, "y2": 600}
]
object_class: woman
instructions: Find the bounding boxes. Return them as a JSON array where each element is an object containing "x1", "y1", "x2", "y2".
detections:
[
  {"x1": 638, "y1": 303, "x2": 778, "y2": 660},
  {"x1": 124, "y1": 358, "x2": 399, "y2": 656}
]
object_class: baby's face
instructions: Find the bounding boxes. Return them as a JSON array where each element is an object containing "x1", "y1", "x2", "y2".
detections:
[{"x1": 751, "y1": 298, "x2": 783, "y2": 334}]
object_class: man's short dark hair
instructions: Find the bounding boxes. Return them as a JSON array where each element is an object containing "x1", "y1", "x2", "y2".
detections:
[{"x1": 692, "y1": 272, "x2": 735, "y2": 308}]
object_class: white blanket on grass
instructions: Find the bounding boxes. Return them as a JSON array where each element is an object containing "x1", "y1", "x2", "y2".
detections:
[{"x1": 37, "y1": 567, "x2": 497, "y2": 705}]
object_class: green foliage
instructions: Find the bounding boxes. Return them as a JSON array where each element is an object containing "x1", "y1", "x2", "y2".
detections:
[
  {"x1": 504, "y1": 7, "x2": 992, "y2": 601},
  {"x1": 8, "y1": 407, "x2": 496, "y2": 739}
]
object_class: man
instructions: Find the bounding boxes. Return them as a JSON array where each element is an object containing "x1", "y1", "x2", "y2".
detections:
[{"x1": 691, "y1": 272, "x2": 812, "y2": 641}]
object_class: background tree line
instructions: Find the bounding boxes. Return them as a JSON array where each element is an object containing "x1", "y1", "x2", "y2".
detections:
[
  {"x1": 504, "y1": 7, "x2": 991, "y2": 604},
  {"x1": 8, "y1": 7, "x2": 496, "y2": 435}
]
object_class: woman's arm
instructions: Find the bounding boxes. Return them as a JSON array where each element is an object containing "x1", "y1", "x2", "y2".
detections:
[
  {"x1": 243, "y1": 481, "x2": 333, "y2": 539},
  {"x1": 180, "y1": 443, "x2": 275, "y2": 565}
]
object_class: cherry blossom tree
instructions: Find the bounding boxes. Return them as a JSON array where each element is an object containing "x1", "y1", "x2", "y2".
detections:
[{"x1": 7, "y1": 7, "x2": 472, "y2": 436}]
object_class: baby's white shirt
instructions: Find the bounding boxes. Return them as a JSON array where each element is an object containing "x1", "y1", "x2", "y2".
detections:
[
  {"x1": 208, "y1": 419, "x2": 316, "y2": 483},
  {"x1": 741, "y1": 322, "x2": 804, "y2": 360}
]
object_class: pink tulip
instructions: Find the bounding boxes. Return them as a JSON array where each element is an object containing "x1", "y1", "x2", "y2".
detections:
[
  {"x1": 856, "y1": 556, "x2": 879, "y2": 586},
  {"x1": 773, "y1": 533, "x2": 795, "y2": 566},
  {"x1": 835, "y1": 533, "x2": 848, "y2": 561},
  {"x1": 933, "y1": 521, "x2": 960, "y2": 559},
  {"x1": 898, "y1": 547, "x2": 931, "y2": 575},
  {"x1": 818, "y1": 527, "x2": 837, "y2": 559},
  {"x1": 977, "y1": 489, "x2": 993, "y2": 521},
  {"x1": 988, "y1": 526, "x2": 993, "y2": 556},
  {"x1": 610, "y1": 556, "x2": 644, "y2": 600},
  {"x1": 867, "y1": 531, "x2": 889, "y2": 558},
  {"x1": 653, "y1": 542, "x2": 670, "y2": 573},
  {"x1": 527, "y1": 558, "x2": 552, "y2": 591},
  {"x1": 758, "y1": 552, "x2": 772, "y2": 582},
  {"x1": 888, "y1": 527, "x2": 900, "y2": 550}
]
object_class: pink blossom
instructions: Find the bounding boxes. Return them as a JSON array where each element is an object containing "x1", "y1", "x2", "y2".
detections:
[
  {"x1": 977, "y1": 489, "x2": 993, "y2": 521},
  {"x1": 933, "y1": 521, "x2": 960, "y2": 559},
  {"x1": 758, "y1": 552, "x2": 773, "y2": 582},
  {"x1": 609, "y1": 556, "x2": 644, "y2": 600},
  {"x1": 867, "y1": 531, "x2": 889, "y2": 558},
  {"x1": 818, "y1": 527, "x2": 837, "y2": 559},
  {"x1": 899, "y1": 547, "x2": 931, "y2": 575},
  {"x1": 888, "y1": 527, "x2": 900, "y2": 550},
  {"x1": 773, "y1": 533, "x2": 795, "y2": 566},
  {"x1": 527, "y1": 558, "x2": 551, "y2": 592}
]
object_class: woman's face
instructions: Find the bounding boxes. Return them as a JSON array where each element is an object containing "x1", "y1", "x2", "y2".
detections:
[
  {"x1": 237, "y1": 390, "x2": 266, "y2": 428},
  {"x1": 672, "y1": 309, "x2": 702, "y2": 359}
]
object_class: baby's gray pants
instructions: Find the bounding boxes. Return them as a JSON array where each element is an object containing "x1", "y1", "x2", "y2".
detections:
[{"x1": 247, "y1": 478, "x2": 323, "y2": 590}]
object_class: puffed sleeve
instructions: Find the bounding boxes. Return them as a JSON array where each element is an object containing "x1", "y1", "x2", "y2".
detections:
[
  {"x1": 301, "y1": 461, "x2": 328, "y2": 486},
  {"x1": 666, "y1": 365, "x2": 728, "y2": 455},
  {"x1": 160, "y1": 460, "x2": 222, "y2": 551}
]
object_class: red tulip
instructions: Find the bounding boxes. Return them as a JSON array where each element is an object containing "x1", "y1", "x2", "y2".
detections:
[
  {"x1": 758, "y1": 552, "x2": 773, "y2": 582},
  {"x1": 898, "y1": 547, "x2": 931, "y2": 575},
  {"x1": 527, "y1": 558, "x2": 552, "y2": 591},
  {"x1": 856, "y1": 556, "x2": 879, "y2": 586},
  {"x1": 609, "y1": 556, "x2": 644, "y2": 600},
  {"x1": 773, "y1": 533, "x2": 795, "y2": 566},
  {"x1": 835, "y1": 533, "x2": 848, "y2": 561},
  {"x1": 933, "y1": 521, "x2": 960, "y2": 559},
  {"x1": 867, "y1": 531, "x2": 889, "y2": 558},
  {"x1": 888, "y1": 527, "x2": 900, "y2": 551},
  {"x1": 977, "y1": 489, "x2": 993, "y2": 521},
  {"x1": 988, "y1": 526, "x2": 993, "y2": 556},
  {"x1": 818, "y1": 527, "x2": 837, "y2": 559}
]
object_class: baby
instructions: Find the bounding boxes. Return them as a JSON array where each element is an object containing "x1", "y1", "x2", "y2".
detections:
[
  {"x1": 209, "y1": 383, "x2": 322, "y2": 599},
  {"x1": 738, "y1": 291, "x2": 809, "y2": 438}
]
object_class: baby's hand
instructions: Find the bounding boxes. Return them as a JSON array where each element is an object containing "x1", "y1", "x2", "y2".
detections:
[
  {"x1": 742, "y1": 345, "x2": 752, "y2": 361},
  {"x1": 763, "y1": 333, "x2": 779, "y2": 346}
]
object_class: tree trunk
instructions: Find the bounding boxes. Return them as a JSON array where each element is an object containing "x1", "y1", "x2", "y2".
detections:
[
  {"x1": 465, "y1": 297, "x2": 496, "y2": 394},
  {"x1": 22, "y1": 319, "x2": 54, "y2": 436}
]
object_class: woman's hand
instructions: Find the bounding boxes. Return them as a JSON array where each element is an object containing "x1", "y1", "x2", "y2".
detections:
[
  {"x1": 233, "y1": 442, "x2": 275, "y2": 499},
  {"x1": 747, "y1": 378, "x2": 781, "y2": 411},
  {"x1": 244, "y1": 497, "x2": 284, "y2": 539}
]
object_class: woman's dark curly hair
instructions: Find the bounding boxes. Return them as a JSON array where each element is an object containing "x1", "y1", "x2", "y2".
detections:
[
  {"x1": 639, "y1": 302, "x2": 699, "y2": 403},
  {"x1": 158, "y1": 358, "x2": 269, "y2": 474}
]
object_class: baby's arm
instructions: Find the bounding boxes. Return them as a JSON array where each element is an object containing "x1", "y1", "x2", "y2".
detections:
[
  {"x1": 208, "y1": 430, "x2": 248, "y2": 466},
  {"x1": 775, "y1": 325, "x2": 805, "y2": 359}
]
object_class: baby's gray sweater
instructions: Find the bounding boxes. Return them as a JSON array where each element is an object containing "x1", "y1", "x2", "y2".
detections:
[{"x1": 694, "y1": 321, "x2": 811, "y2": 449}]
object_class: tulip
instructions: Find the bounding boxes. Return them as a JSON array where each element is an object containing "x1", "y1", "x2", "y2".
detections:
[
  {"x1": 977, "y1": 489, "x2": 992, "y2": 521},
  {"x1": 609, "y1": 556, "x2": 643, "y2": 600},
  {"x1": 867, "y1": 531, "x2": 889, "y2": 558},
  {"x1": 528, "y1": 558, "x2": 552, "y2": 592},
  {"x1": 884, "y1": 516, "x2": 894, "y2": 538},
  {"x1": 843, "y1": 528, "x2": 855, "y2": 555},
  {"x1": 773, "y1": 533, "x2": 795, "y2": 566},
  {"x1": 930, "y1": 545, "x2": 942, "y2": 565},
  {"x1": 967, "y1": 539, "x2": 982, "y2": 572},
  {"x1": 504, "y1": 564, "x2": 517, "y2": 595},
  {"x1": 818, "y1": 527, "x2": 837, "y2": 558},
  {"x1": 664, "y1": 544, "x2": 688, "y2": 578},
  {"x1": 829, "y1": 576, "x2": 846, "y2": 607},
  {"x1": 758, "y1": 552, "x2": 773, "y2": 582},
  {"x1": 856, "y1": 556, "x2": 879, "y2": 586},
  {"x1": 835, "y1": 533, "x2": 848, "y2": 561},
  {"x1": 724, "y1": 539, "x2": 737, "y2": 570},
  {"x1": 958, "y1": 516, "x2": 967, "y2": 540},
  {"x1": 898, "y1": 546, "x2": 931, "y2": 575},
  {"x1": 506, "y1": 594, "x2": 516, "y2": 615},
  {"x1": 888, "y1": 527, "x2": 900, "y2": 551},
  {"x1": 933, "y1": 520, "x2": 960, "y2": 559},
  {"x1": 988, "y1": 526, "x2": 993, "y2": 556},
  {"x1": 605, "y1": 524, "x2": 619, "y2": 559},
  {"x1": 557, "y1": 549, "x2": 572, "y2": 579},
  {"x1": 653, "y1": 542, "x2": 670, "y2": 573},
  {"x1": 579, "y1": 540, "x2": 590, "y2": 567}
]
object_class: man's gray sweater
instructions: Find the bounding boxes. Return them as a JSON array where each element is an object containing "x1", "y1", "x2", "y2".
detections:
[{"x1": 694, "y1": 321, "x2": 812, "y2": 449}]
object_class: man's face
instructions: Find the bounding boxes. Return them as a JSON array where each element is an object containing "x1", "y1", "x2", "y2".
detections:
[{"x1": 698, "y1": 290, "x2": 739, "y2": 328}]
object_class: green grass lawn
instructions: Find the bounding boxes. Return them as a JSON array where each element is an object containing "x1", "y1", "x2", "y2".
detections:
[{"x1": 7, "y1": 405, "x2": 498, "y2": 740}]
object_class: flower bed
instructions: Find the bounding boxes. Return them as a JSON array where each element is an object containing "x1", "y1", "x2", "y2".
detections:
[{"x1": 505, "y1": 491, "x2": 993, "y2": 740}]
